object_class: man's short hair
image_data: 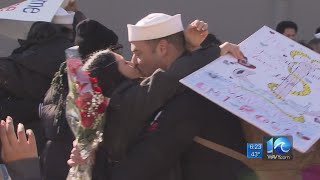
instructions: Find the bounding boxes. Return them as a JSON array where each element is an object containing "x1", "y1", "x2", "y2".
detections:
[
  {"x1": 146, "y1": 31, "x2": 185, "y2": 52},
  {"x1": 276, "y1": 21, "x2": 298, "y2": 34}
]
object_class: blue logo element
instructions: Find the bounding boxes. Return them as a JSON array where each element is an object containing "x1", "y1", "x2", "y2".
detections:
[
  {"x1": 246, "y1": 143, "x2": 263, "y2": 159},
  {"x1": 274, "y1": 137, "x2": 291, "y2": 154},
  {"x1": 266, "y1": 138, "x2": 273, "y2": 154},
  {"x1": 266, "y1": 137, "x2": 291, "y2": 155}
]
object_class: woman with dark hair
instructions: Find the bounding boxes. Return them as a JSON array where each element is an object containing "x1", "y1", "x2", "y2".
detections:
[
  {"x1": 39, "y1": 19, "x2": 123, "y2": 180},
  {"x1": 84, "y1": 50, "x2": 130, "y2": 97}
]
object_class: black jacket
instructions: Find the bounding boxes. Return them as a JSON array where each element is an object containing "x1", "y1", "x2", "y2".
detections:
[
  {"x1": 3, "y1": 36, "x2": 73, "y2": 100},
  {"x1": 40, "y1": 62, "x2": 72, "y2": 141},
  {"x1": 0, "y1": 33, "x2": 73, "y2": 124},
  {"x1": 110, "y1": 90, "x2": 251, "y2": 180},
  {"x1": 39, "y1": 62, "x2": 75, "y2": 180},
  {"x1": 102, "y1": 43, "x2": 222, "y2": 162},
  {"x1": 92, "y1": 40, "x2": 253, "y2": 180},
  {"x1": 0, "y1": 31, "x2": 73, "y2": 158}
]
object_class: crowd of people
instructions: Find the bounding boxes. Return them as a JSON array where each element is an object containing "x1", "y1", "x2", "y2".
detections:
[
  {"x1": 0, "y1": 1, "x2": 319, "y2": 180},
  {"x1": 275, "y1": 20, "x2": 320, "y2": 53}
]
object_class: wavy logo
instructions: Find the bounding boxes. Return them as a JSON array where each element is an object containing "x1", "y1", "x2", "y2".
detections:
[{"x1": 266, "y1": 137, "x2": 291, "y2": 155}]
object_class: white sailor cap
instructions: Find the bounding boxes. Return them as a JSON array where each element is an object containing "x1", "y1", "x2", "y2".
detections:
[{"x1": 127, "y1": 13, "x2": 184, "y2": 41}]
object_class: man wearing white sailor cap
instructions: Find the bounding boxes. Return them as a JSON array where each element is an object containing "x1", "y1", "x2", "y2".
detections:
[
  {"x1": 103, "y1": 13, "x2": 255, "y2": 180},
  {"x1": 127, "y1": 13, "x2": 245, "y2": 77}
]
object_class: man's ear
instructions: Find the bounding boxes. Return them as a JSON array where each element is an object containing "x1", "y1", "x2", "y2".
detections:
[{"x1": 156, "y1": 39, "x2": 168, "y2": 56}]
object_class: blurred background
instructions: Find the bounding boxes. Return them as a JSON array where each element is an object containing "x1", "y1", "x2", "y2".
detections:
[{"x1": 0, "y1": 0, "x2": 319, "y2": 58}]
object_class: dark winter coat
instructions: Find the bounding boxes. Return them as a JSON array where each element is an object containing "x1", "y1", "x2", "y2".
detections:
[
  {"x1": 0, "y1": 25, "x2": 73, "y2": 154},
  {"x1": 92, "y1": 38, "x2": 254, "y2": 180}
]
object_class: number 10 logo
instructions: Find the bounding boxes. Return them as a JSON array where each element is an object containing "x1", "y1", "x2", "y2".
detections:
[{"x1": 264, "y1": 136, "x2": 293, "y2": 160}]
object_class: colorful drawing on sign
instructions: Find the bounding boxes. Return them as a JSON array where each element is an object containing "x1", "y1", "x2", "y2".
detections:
[{"x1": 180, "y1": 26, "x2": 320, "y2": 153}]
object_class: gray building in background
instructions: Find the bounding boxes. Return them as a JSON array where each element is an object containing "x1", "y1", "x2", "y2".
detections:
[{"x1": 0, "y1": 0, "x2": 319, "y2": 58}]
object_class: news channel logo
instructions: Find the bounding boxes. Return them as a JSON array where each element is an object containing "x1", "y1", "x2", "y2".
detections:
[
  {"x1": 264, "y1": 136, "x2": 293, "y2": 160},
  {"x1": 246, "y1": 136, "x2": 293, "y2": 160}
]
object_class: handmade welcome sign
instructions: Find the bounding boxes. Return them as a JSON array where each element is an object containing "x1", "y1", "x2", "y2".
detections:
[
  {"x1": 0, "y1": 0, "x2": 68, "y2": 39},
  {"x1": 0, "y1": 0, "x2": 64, "y2": 21},
  {"x1": 181, "y1": 26, "x2": 320, "y2": 153}
]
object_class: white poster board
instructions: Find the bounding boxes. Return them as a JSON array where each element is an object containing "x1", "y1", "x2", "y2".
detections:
[
  {"x1": 0, "y1": 0, "x2": 64, "y2": 39},
  {"x1": 180, "y1": 26, "x2": 320, "y2": 153},
  {"x1": 0, "y1": 0, "x2": 64, "y2": 22}
]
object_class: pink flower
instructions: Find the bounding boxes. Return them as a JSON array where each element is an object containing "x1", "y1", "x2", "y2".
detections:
[{"x1": 75, "y1": 93, "x2": 92, "y2": 110}]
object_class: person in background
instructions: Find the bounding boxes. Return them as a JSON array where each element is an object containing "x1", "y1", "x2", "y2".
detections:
[
  {"x1": 310, "y1": 26, "x2": 320, "y2": 53},
  {"x1": 308, "y1": 38, "x2": 320, "y2": 54},
  {"x1": 314, "y1": 26, "x2": 320, "y2": 39},
  {"x1": 0, "y1": 9, "x2": 75, "y2": 153},
  {"x1": 298, "y1": 40, "x2": 312, "y2": 49},
  {"x1": 276, "y1": 20, "x2": 298, "y2": 40}
]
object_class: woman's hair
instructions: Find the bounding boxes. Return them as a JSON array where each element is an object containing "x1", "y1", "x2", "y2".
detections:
[
  {"x1": 85, "y1": 49, "x2": 127, "y2": 97},
  {"x1": 75, "y1": 19, "x2": 120, "y2": 59},
  {"x1": 72, "y1": 11, "x2": 87, "y2": 40}
]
